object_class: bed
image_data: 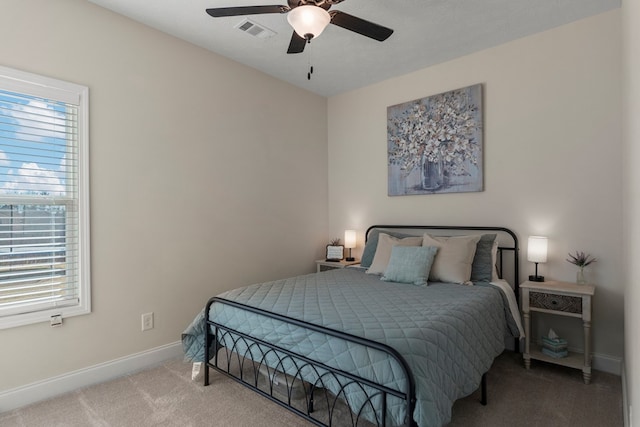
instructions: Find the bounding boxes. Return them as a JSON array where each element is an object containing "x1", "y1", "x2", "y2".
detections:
[{"x1": 182, "y1": 225, "x2": 524, "y2": 427}]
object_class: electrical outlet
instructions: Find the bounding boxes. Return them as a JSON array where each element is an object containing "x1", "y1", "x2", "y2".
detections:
[
  {"x1": 50, "y1": 314, "x2": 63, "y2": 327},
  {"x1": 141, "y1": 312, "x2": 154, "y2": 331}
]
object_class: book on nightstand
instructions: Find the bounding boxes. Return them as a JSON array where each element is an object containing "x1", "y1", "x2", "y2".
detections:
[
  {"x1": 542, "y1": 336, "x2": 568, "y2": 351},
  {"x1": 541, "y1": 347, "x2": 569, "y2": 358},
  {"x1": 541, "y1": 328, "x2": 568, "y2": 358}
]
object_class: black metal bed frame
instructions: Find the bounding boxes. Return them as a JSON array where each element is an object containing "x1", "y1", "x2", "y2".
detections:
[{"x1": 203, "y1": 225, "x2": 519, "y2": 427}]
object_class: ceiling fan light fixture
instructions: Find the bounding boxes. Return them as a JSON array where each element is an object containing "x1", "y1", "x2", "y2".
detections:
[{"x1": 287, "y1": 5, "x2": 331, "y2": 40}]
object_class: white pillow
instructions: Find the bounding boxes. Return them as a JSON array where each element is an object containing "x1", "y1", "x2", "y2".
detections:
[
  {"x1": 422, "y1": 234, "x2": 481, "y2": 284},
  {"x1": 491, "y1": 240, "x2": 500, "y2": 281},
  {"x1": 366, "y1": 233, "x2": 423, "y2": 275}
]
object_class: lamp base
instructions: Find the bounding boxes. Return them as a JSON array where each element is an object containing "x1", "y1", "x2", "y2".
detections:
[
  {"x1": 345, "y1": 257, "x2": 355, "y2": 262},
  {"x1": 529, "y1": 275, "x2": 545, "y2": 282}
]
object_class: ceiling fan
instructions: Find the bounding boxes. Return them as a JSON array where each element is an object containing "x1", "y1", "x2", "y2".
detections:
[{"x1": 206, "y1": 0, "x2": 394, "y2": 54}]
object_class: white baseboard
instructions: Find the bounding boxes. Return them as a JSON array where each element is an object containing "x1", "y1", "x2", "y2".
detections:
[
  {"x1": 593, "y1": 352, "x2": 623, "y2": 376},
  {"x1": 622, "y1": 361, "x2": 630, "y2": 427},
  {"x1": 0, "y1": 341, "x2": 183, "y2": 413}
]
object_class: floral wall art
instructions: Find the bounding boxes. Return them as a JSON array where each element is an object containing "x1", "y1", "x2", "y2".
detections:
[{"x1": 387, "y1": 84, "x2": 483, "y2": 195}]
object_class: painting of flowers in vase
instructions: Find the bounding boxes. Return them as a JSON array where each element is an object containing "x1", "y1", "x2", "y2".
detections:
[{"x1": 387, "y1": 84, "x2": 483, "y2": 196}]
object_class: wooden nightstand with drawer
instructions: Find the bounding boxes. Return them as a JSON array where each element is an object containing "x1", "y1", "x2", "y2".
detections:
[{"x1": 520, "y1": 280, "x2": 596, "y2": 384}]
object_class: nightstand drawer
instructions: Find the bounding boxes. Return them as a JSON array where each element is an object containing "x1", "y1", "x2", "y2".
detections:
[
  {"x1": 315, "y1": 259, "x2": 360, "y2": 273},
  {"x1": 530, "y1": 291, "x2": 582, "y2": 314}
]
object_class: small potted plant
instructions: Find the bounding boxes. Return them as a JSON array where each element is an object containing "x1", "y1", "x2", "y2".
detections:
[{"x1": 566, "y1": 251, "x2": 596, "y2": 284}]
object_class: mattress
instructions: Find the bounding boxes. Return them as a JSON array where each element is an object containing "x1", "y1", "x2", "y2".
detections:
[{"x1": 182, "y1": 268, "x2": 521, "y2": 426}]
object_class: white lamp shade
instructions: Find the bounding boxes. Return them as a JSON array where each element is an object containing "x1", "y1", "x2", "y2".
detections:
[
  {"x1": 344, "y1": 230, "x2": 356, "y2": 249},
  {"x1": 287, "y1": 5, "x2": 331, "y2": 39},
  {"x1": 527, "y1": 236, "x2": 548, "y2": 263}
]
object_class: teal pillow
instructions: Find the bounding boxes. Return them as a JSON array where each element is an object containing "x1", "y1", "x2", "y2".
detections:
[
  {"x1": 470, "y1": 234, "x2": 497, "y2": 282},
  {"x1": 361, "y1": 229, "x2": 415, "y2": 268},
  {"x1": 381, "y1": 246, "x2": 438, "y2": 286}
]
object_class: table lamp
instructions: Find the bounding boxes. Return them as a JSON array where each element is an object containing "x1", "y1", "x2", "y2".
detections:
[
  {"x1": 344, "y1": 230, "x2": 356, "y2": 262},
  {"x1": 528, "y1": 236, "x2": 548, "y2": 282}
]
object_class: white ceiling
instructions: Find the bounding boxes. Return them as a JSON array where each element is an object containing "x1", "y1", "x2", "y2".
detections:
[{"x1": 88, "y1": 0, "x2": 620, "y2": 97}]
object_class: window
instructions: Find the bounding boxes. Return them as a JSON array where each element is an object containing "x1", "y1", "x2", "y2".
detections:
[{"x1": 0, "y1": 66, "x2": 90, "y2": 329}]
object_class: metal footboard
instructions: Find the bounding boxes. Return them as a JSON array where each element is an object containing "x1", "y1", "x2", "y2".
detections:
[{"x1": 204, "y1": 297, "x2": 417, "y2": 427}]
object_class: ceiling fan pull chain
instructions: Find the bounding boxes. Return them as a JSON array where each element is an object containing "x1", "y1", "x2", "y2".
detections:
[{"x1": 307, "y1": 48, "x2": 314, "y2": 80}]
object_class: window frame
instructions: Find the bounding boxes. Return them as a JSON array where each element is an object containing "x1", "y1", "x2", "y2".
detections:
[{"x1": 0, "y1": 65, "x2": 90, "y2": 329}]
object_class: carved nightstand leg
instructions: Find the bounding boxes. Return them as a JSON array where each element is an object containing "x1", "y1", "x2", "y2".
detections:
[{"x1": 583, "y1": 320, "x2": 592, "y2": 384}]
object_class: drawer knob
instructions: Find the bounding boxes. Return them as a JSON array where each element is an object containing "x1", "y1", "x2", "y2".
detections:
[{"x1": 551, "y1": 299, "x2": 559, "y2": 306}]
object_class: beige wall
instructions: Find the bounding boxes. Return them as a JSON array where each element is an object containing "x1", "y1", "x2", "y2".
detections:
[
  {"x1": 623, "y1": 0, "x2": 639, "y2": 423},
  {"x1": 328, "y1": 11, "x2": 624, "y2": 365},
  {"x1": 0, "y1": 0, "x2": 328, "y2": 391}
]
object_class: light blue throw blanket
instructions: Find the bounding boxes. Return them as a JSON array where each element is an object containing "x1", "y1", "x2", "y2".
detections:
[{"x1": 182, "y1": 269, "x2": 519, "y2": 426}]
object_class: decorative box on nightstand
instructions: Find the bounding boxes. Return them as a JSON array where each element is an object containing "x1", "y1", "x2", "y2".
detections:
[
  {"x1": 315, "y1": 259, "x2": 360, "y2": 273},
  {"x1": 520, "y1": 280, "x2": 595, "y2": 384}
]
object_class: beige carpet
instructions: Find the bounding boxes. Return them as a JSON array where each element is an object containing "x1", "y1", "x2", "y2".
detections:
[{"x1": 0, "y1": 351, "x2": 623, "y2": 427}]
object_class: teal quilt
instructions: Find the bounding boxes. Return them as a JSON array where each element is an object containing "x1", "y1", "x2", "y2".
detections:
[{"x1": 182, "y1": 269, "x2": 519, "y2": 426}]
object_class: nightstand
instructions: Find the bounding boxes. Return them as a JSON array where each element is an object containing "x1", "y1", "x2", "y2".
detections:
[
  {"x1": 521, "y1": 280, "x2": 595, "y2": 384},
  {"x1": 316, "y1": 259, "x2": 360, "y2": 273}
]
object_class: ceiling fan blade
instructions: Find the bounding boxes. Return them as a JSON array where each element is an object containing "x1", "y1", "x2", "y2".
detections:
[
  {"x1": 206, "y1": 5, "x2": 289, "y2": 18},
  {"x1": 329, "y1": 10, "x2": 393, "y2": 42},
  {"x1": 287, "y1": 31, "x2": 306, "y2": 54}
]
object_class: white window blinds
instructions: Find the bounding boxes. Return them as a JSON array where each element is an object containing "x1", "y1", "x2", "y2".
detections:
[{"x1": 0, "y1": 66, "x2": 90, "y2": 328}]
